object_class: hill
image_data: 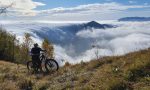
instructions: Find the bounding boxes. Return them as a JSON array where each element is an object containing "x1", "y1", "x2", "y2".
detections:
[
  {"x1": 1, "y1": 48, "x2": 150, "y2": 90},
  {"x1": 118, "y1": 17, "x2": 150, "y2": 22}
]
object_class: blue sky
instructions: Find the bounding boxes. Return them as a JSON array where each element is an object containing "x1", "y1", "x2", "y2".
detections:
[
  {"x1": 0, "y1": 0, "x2": 150, "y2": 21},
  {"x1": 34, "y1": 0, "x2": 150, "y2": 9},
  {"x1": 34, "y1": 0, "x2": 110, "y2": 9}
]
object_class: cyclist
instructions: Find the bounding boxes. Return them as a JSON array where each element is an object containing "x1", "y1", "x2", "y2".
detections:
[{"x1": 30, "y1": 43, "x2": 45, "y2": 72}]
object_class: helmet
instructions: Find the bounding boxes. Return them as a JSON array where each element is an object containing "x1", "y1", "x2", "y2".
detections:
[{"x1": 34, "y1": 43, "x2": 38, "y2": 47}]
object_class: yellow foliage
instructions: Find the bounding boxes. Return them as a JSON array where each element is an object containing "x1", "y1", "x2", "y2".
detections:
[{"x1": 42, "y1": 38, "x2": 54, "y2": 59}]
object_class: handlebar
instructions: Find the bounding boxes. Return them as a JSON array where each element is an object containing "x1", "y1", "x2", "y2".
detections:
[
  {"x1": 30, "y1": 53, "x2": 40, "y2": 56},
  {"x1": 30, "y1": 49, "x2": 47, "y2": 55},
  {"x1": 30, "y1": 52, "x2": 46, "y2": 56}
]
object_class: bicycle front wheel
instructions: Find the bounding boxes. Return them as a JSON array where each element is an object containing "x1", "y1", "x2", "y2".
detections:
[{"x1": 45, "y1": 59, "x2": 59, "y2": 72}]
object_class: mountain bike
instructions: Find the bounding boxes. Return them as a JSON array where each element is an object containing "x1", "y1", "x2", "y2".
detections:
[{"x1": 27, "y1": 52, "x2": 59, "y2": 73}]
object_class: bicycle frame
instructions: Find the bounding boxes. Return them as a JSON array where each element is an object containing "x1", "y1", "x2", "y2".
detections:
[{"x1": 39, "y1": 52, "x2": 49, "y2": 67}]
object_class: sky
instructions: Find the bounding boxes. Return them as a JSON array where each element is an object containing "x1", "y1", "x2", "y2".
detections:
[{"x1": 0, "y1": 0, "x2": 150, "y2": 21}]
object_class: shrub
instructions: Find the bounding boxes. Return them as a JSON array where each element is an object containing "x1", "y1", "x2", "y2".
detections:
[
  {"x1": 125, "y1": 62, "x2": 150, "y2": 82},
  {"x1": 86, "y1": 60, "x2": 102, "y2": 71},
  {"x1": 64, "y1": 62, "x2": 71, "y2": 67},
  {"x1": 108, "y1": 81, "x2": 132, "y2": 90}
]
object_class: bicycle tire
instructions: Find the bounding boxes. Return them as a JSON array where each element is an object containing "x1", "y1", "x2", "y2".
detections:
[
  {"x1": 27, "y1": 61, "x2": 33, "y2": 70},
  {"x1": 45, "y1": 59, "x2": 59, "y2": 72},
  {"x1": 27, "y1": 61, "x2": 38, "y2": 72}
]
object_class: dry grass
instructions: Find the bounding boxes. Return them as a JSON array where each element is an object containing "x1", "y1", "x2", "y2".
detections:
[{"x1": 1, "y1": 48, "x2": 150, "y2": 90}]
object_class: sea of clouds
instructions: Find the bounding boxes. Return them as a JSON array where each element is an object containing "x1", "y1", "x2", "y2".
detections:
[
  {"x1": 1, "y1": 21, "x2": 150, "y2": 66},
  {"x1": 76, "y1": 21, "x2": 150, "y2": 60},
  {"x1": 62, "y1": 21, "x2": 150, "y2": 65}
]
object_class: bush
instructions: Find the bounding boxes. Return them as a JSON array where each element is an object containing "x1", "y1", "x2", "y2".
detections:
[
  {"x1": 109, "y1": 81, "x2": 132, "y2": 90},
  {"x1": 86, "y1": 60, "x2": 102, "y2": 71},
  {"x1": 126, "y1": 68, "x2": 148, "y2": 81},
  {"x1": 64, "y1": 62, "x2": 71, "y2": 67}
]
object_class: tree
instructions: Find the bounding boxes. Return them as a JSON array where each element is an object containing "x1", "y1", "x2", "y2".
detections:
[
  {"x1": 0, "y1": 28, "x2": 16, "y2": 61},
  {"x1": 42, "y1": 38, "x2": 54, "y2": 59},
  {"x1": 20, "y1": 33, "x2": 33, "y2": 63},
  {"x1": 92, "y1": 44, "x2": 100, "y2": 60},
  {"x1": 23, "y1": 33, "x2": 33, "y2": 49}
]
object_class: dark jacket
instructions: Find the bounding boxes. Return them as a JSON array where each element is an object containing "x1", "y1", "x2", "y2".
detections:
[{"x1": 31, "y1": 47, "x2": 42, "y2": 55}]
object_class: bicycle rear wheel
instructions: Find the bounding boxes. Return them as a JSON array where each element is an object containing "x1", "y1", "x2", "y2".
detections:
[
  {"x1": 27, "y1": 61, "x2": 38, "y2": 72},
  {"x1": 45, "y1": 59, "x2": 59, "y2": 72},
  {"x1": 27, "y1": 61, "x2": 33, "y2": 70}
]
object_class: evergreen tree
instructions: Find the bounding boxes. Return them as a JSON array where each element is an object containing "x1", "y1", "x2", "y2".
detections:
[{"x1": 0, "y1": 28, "x2": 16, "y2": 61}]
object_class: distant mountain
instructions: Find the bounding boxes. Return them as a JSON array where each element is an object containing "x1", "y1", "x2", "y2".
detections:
[
  {"x1": 83, "y1": 21, "x2": 114, "y2": 29},
  {"x1": 58, "y1": 21, "x2": 116, "y2": 34},
  {"x1": 33, "y1": 21, "x2": 115, "y2": 55},
  {"x1": 34, "y1": 21, "x2": 115, "y2": 43},
  {"x1": 59, "y1": 21, "x2": 114, "y2": 33},
  {"x1": 118, "y1": 17, "x2": 150, "y2": 22}
]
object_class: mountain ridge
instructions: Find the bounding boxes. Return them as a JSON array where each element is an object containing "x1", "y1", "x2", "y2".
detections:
[
  {"x1": 82, "y1": 21, "x2": 114, "y2": 29},
  {"x1": 118, "y1": 17, "x2": 150, "y2": 21}
]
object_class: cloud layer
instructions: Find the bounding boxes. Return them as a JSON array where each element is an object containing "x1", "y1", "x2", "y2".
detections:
[
  {"x1": 2, "y1": 20, "x2": 150, "y2": 66},
  {"x1": 39, "y1": 2, "x2": 149, "y2": 15},
  {"x1": 0, "y1": 0, "x2": 45, "y2": 16},
  {"x1": 0, "y1": 1, "x2": 149, "y2": 19},
  {"x1": 75, "y1": 21, "x2": 150, "y2": 62}
]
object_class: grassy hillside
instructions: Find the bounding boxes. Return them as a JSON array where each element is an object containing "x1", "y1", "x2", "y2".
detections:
[{"x1": 1, "y1": 48, "x2": 150, "y2": 90}]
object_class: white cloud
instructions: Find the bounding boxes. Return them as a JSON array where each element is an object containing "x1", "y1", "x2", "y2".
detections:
[
  {"x1": 76, "y1": 22, "x2": 150, "y2": 57},
  {"x1": 0, "y1": 0, "x2": 45, "y2": 10},
  {"x1": 0, "y1": 1, "x2": 149, "y2": 18},
  {"x1": 0, "y1": 0, "x2": 45, "y2": 16},
  {"x1": 39, "y1": 2, "x2": 149, "y2": 15},
  {"x1": 32, "y1": 2, "x2": 150, "y2": 21}
]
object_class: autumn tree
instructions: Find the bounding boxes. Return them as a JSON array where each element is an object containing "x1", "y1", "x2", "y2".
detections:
[
  {"x1": 42, "y1": 38, "x2": 54, "y2": 59},
  {"x1": 20, "y1": 33, "x2": 33, "y2": 63}
]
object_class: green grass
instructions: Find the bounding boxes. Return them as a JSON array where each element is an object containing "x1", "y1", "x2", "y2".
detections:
[{"x1": 1, "y1": 48, "x2": 150, "y2": 90}]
